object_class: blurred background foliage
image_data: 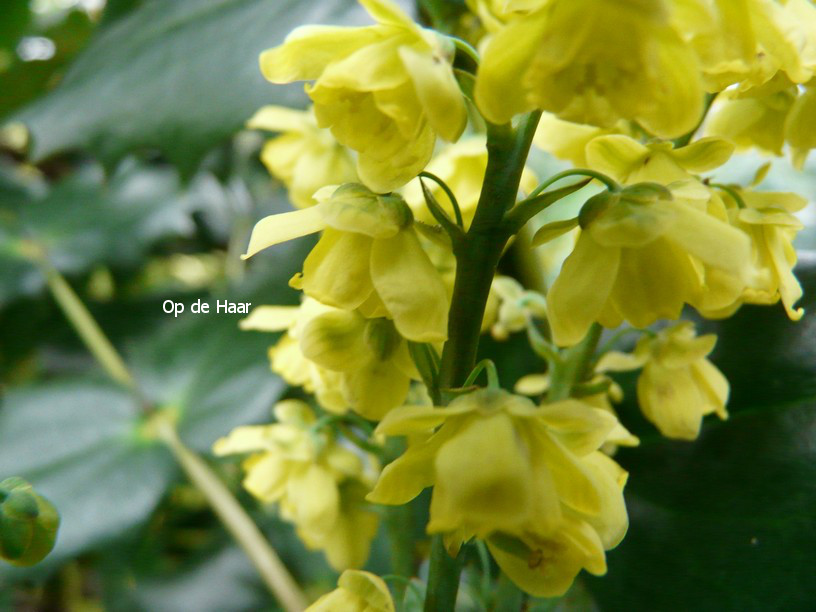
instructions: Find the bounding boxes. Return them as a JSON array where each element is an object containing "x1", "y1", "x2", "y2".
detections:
[{"x1": 0, "y1": 0, "x2": 814, "y2": 610}]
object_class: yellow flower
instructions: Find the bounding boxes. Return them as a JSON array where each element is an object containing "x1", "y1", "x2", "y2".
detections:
[
  {"x1": 722, "y1": 187, "x2": 807, "y2": 320},
  {"x1": 633, "y1": 322, "x2": 729, "y2": 440},
  {"x1": 260, "y1": 0, "x2": 466, "y2": 192},
  {"x1": 243, "y1": 183, "x2": 449, "y2": 343},
  {"x1": 585, "y1": 134, "x2": 735, "y2": 185},
  {"x1": 546, "y1": 182, "x2": 752, "y2": 346},
  {"x1": 704, "y1": 78, "x2": 798, "y2": 156},
  {"x1": 213, "y1": 400, "x2": 379, "y2": 570},
  {"x1": 488, "y1": 275, "x2": 547, "y2": 341},
  {"x1": 402, "y1": 137, "x2": 538, "y2": 229},
  {"x1": 368, "y1": 389, "x2": 623, "y2": 539},
  {"x1": 246, "y1": 106, "x2": 356, "y2": 208},
  {"x1": 241, "y1": 300, "x2": 420, "y2": 420},
  {"x1": 486, "y1": 451, "x2": 628, "y2": 597},
  {"x1": 307, "y1": 570, "x2": 395, "y2": 612},
  {"x1": 475, "y1": 0, "x2": 703, "y2": 138},
  {"x1": 785, "y1": 86, "x2": 816, "y2": 169},
  {"x1": 673, "y1": 0, "x2": 816, "y2": 91}
]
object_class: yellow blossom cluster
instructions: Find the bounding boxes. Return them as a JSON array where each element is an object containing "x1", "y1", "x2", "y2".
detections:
[
  {"x1": 213, "y1": 400, "x2": 379, "y2": 570},
  {"x1": 213, "y1": 0, "x2": 814, "y2": 605}
]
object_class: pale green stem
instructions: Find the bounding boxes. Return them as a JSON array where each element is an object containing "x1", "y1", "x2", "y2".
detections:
[
  {"x1": 157, "y1": 421, "x2": 308, "y2": 612},
  {"x1": 40, "y1": 259, "x2": 137, "y2": 391}
]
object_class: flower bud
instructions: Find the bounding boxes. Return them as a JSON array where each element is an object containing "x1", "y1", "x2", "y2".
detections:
[{"x1": 0, "y1": 477, "x2": 59, "y2": 567}]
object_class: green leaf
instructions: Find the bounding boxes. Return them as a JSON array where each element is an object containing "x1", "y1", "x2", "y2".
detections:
[
  {"x1": 0, "y1": 162, "x2": 194, "y2": 307},
  {"x1": 590, "y1": 253, "x2": 816, "y2": 610},
  {"x1": 0, "y1": 378, "x2": 177, "y2": 580},
  {"x1": 12, "y1": 0, "x2": 370, "y2": 175}
]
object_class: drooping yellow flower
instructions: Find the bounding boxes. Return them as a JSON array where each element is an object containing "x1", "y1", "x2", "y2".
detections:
[
  {"x1": 486, "y1": 451, "x2": 628, "y2": 597},
  {"x1": 704, "y1": 78, "x2": 798, "y2": 156},
  {"x1": 721, "y1": 186, "x2": 807, "y2": 320},
  {"x1": 213, "y1": 400, "x2": 379, "y2": 570},
  {"x1": 307, "y1": 570, "x2": 395, "y2": 612},
  {"x1": 402, "y1": 137, "x2": 538, "y2": 229},
  {"x1": 487, "y1": 275, "x2": 547, "y2": 341},
  {"x1": 243, "y1": 183, "x2": 449, "y2": 343},
  {"x1": 785, "y1": 86, "x2": 816, "y2": 169},
  {"x1": 585, "y1": 134, "x2": 736, "y2": 185},
  {"x1": 633, "y1": 322, "x2": 729, "y2": 440},
  {"x1": 246, "y1": 106, "x2": 356, "y2": 208},
  {"x1": 368, "y1": 388, "x2": 624, "y2": 540},
  {"x1": 241, "y1": 300, "x2": 420, "y2": 420},
  {"x1": 475, "y1": 0, "x2": 703, "y2": 138},
  {"x1": 260, "y1": 0, "x2": 467, "y2": 192},
  {"x1": 546, "y1": 183, "x2": 752, "y2": 346},
  {"x1": 673, "y1": 0, "x2": 816, "y2": 91}
]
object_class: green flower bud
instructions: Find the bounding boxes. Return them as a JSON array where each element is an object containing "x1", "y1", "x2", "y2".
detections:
[{"x1": 0, "y1": 477, "x2": 59, "y2": 567}]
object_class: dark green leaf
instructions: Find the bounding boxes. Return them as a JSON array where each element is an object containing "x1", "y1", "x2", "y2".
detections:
[
  {"x1": 13, "y1": 0, "x2": 371, "y2": 174},
  {"x1": 590, "y1": 253, "x2": 816, "y2": 611}
]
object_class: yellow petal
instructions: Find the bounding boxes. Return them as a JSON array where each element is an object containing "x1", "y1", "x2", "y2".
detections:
[
  {"x1": 399, "y1": 45, "x2": 466, "y2": 142},
  {"x1": 260, "y1": 25, "x2": 384, "y2": 83},
  {"x1": 671, "y1": 137, "x2": 735, "y2": 173},
  {"x1": 370, "y1": 230, "x2": 449, "y2": 343},
  {"x1": 246, "y1": 105, "x2": 313, "y2": 132},
  {"x1": 301, "y1": 229, "x2": 376, "y2": 310},
  {"x1": 547, "y1": 233, "x2": 621, "y2": 346},
  {"x1": 239, "y1": 306, "x2": 300, "y2": 332},
  {"x1": 300, "y1": 310, "x2": 370, "y2": 372},
  {"x1": 242, "y1": 207, "x2": 327, "y2": 259},
  {"x1": 585, "y1": 135, "x2": 649, "y2": 182}
]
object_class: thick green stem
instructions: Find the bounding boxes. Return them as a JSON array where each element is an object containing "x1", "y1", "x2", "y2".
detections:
[
  {"x1": 426, "y1": 112, "x2": 541, "y2": 612},
  {"x1": 438, "y1": 113, "x2": 541, "y2": 390},
  {"x1": 548, "y1": 323, "x2": 603, "y2": 401}
]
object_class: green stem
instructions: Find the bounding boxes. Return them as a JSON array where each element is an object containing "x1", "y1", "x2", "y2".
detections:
[
  {"x1": 427, "y1": 112, "x2": 541, "y2": 612},
  {"x1": 384, "y1": 503, "x2": 416, "y2": 596},
  {"x1": 424, "y1": 535, "x2": 462, "y2": 612},
  {"x1": 548, "y1": 323, "x2": 603, "y2": 401},
  {"x1": 157, "y1": 421, "x2": 308, "y2": 612},
  {"x1": 438, "y1": 112, "x2": 541, "y2": 390},
  {"x1": 38, "y1": 256, "x2": 137, "y2": 392},
  {"x1": 525, "y1": 169, "x2": 619, "y2": 200},
  {"x1": 673, "y1": 91, "x2": 718, "y2": 148}
]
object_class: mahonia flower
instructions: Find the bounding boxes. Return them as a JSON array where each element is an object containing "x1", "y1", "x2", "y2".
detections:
[
  {"x1": 243, "y1": 183, "x2": 449, "y2": 343},
  {"x1": 674, "y1": 0, "x2": 816, "y2": 91},
  {"x1": 585, "y1": 134, "x2": 736, "y2": 185},
  {"x1": 259, "y1": 0, "x2": 467, "y2": 192},
  {"x1": 241, "y1": 300, "x2": 420, "y2": 420},
  {"x1": 307, "y1": 570, "x2": 395, "y2": 612},
  {"x1": 601, "y1": 323, "x2": 729, "y2": 440},
  {"x1": 402, "y1": 137, "x2": 538, "y2": 229},
  {"x1": 367, "y1": 388, "x2": 628, "y2": 596},
  {"x1": 704, "y1": 78, "x2": 798, "y2": 157},
  {"x1": 488, "y1": 276, "x2": 547, "y2": 341},
  {"x1": 721, "y1": 186, "x2": 807, "y2": 320},
  {"x1": 546, "y1": 183, "x2": 752, "y2": 346},
  {"x1": 785, "y1": 85, "x2": 816, "y2": 169},
  {"x1": 475, "y1": 0, "x2": 703, "y2": 138},
  {"x1": 213, "y1": 400, "x2": 379, "y2": 570},
  {"x1": 247, "y1": 105, "x2": 356, "y2": 208}
]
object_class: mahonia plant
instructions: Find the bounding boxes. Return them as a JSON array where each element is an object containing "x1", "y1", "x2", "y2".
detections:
[{"x1": 215, "y1": 0, "x2": 813, "y2": 609}]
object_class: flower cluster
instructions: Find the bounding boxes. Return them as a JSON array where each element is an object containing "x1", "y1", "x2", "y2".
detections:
[
  {"x1": 213, "y1": 401, "x2": 379, "y2": 570},
  {"x1": 214, "y1": 0, "x2": 812, "y2": 606}
]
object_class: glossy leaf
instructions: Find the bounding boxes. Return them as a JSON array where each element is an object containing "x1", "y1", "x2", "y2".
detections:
[{"x1": 590, "y1": 253, "x2": 816, "y2": 610}]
